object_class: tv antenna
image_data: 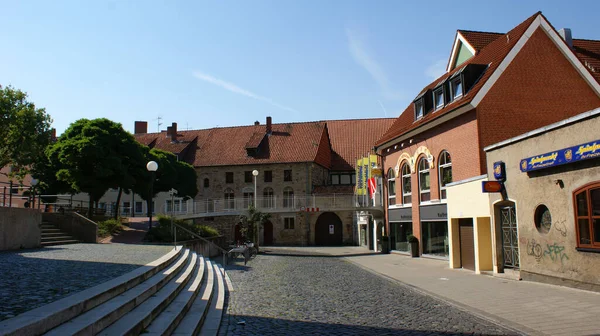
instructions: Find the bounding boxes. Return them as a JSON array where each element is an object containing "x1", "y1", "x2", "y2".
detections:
[{"x1": 153, "y1": 116, "x2": 163, "y2": 132}]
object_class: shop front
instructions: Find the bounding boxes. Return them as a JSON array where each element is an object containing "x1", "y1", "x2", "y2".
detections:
[
  {"x1": 420, "y1": 204, "x2": 449, "y2": 258},
  {"x1": 389, "y1": 207, "x2": 412, "y2": 253}
]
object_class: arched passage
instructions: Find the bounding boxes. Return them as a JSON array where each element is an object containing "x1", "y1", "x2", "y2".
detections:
[
  {"x1": 234, "y1": 223, "x2": 243, "y2": 244},
  {"x1": 315, "y1": 212, "x2": 343, "y2": 246},
  {"x1": 263, "y1": 220, "x2": 273, "y2": 245}
]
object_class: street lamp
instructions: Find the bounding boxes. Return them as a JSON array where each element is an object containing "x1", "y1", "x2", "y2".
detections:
[
  {"x1": 252, "y1": 170, "x2": 259, "y2": 247},
  {"x1": 30, "y1": 178, "x2": 39, "y2": 209},
  {"x1": 146, "y1": 161, "x2": 158, "y2": 230}
]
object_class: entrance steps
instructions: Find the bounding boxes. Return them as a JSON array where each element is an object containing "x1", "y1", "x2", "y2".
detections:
[
  {"x1": 40, "y1": 222, "x2": 79, "y2": 246},
  {"x1": 0, "y1": 246, "x2": 227, "y2": 336}
]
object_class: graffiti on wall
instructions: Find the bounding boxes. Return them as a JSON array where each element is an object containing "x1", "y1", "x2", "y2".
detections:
[
  {"x1": 554, "y1": 219, "x2": 567, "y2": 237},
  {"x1": 543, "y1": 243, "x2": 569, "y2": 264},
  {"x1": 526, "y1": 239, "x2": 543, "y2": 261}
]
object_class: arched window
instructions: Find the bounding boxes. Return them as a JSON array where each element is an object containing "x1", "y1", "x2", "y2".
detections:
[
  {"x1": 438, "y1": 151, "x2": 452, "y2": 200},
  {"x1": 263, "y1": 187, "x2": 274, "y2": 208},
  {"x1": 418, "y1": 157, "x2": 430, "y2": 203},
  {"x1": 242, "y1": 187, "x2": 254, "y2": 209},
  {"x1": 283, "y1": 187, "x2": 294, "y2": 208},
  {"x1": 387, "y1": 168, "x2": 396, "y2": 206},
  {"x1": 203, "y1": 178, "x2": 210, "y2": 188},
  {"x1": 224, "y1": 188, "x2": 235, "y2": 210},
  {"x1": 574, "y1": 183, "x2": 600, "y2": 249},
  {"x1": 401, "y1": 163, "x2": 411, "y2": 204}
]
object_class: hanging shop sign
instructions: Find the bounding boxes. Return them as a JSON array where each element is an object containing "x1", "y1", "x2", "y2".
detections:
[
  {"x1": 520, "y1": 139, "x2": 600, "y2": 172},
  {"x1": 493, "y1": 161, "x2": 506, "y2": 182}
]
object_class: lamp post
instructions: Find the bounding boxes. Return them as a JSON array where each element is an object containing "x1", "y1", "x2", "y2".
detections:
[
  {"x1": 169, "y1": 188, "x2": 177, "y2": 249},
  {"x1": 146, "y1": 161, "x2": 158, "y2": 231},
  {"x1": 30, "y1": 178, "x2": 39, "y2": 209},
  {"x1": 8, "y1": 166, "x2": 13, "y2": 208},
  {"x1": 252, "y1": 170, "x2": 259, "y2": 247}
]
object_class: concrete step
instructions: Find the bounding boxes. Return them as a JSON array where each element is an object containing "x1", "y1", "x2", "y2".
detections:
[
  {"x1": 0, "y1": 247, "x2": 184, "y2": 336},
  {"x1": 40, "y1": 240, "x2": 80, "y2": 246},
  {"x1": 144, "y1": 256, "x2": 206, "y2": 336},
  {"x1": 198, "y1": 261, "x2": 226, "y2": 336},
  {"x1": 41, "y1": 236, "x2": 75, "y2": 242},
  {"x1": 44, "y1": 249, "x2": 191, "y2": 336},
  {"x1": 172, "y1": 259, "x2": 216, "y2": 336},
  {"x1": 40, "y1": 230, "x2": 63, "y2": 235},
  {"x1": 97, "y1": 252, "x2": 198, "y2": 336}
]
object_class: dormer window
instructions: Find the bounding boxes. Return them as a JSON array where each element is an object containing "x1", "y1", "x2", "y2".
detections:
[
  {"x1": 415, "y1": 101, "x2": 424, "y2": 119},
  {"x1": 433, "y1": 87, "x2": 444, "y2": 110},
  {"x1": 450, "y1": 77, "x2": 463, "y2": 100}
]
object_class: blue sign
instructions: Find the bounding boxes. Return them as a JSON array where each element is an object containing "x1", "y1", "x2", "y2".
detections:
[
  {"x1": 520, "y1": 139, "x2": 600, "y2": 172},
  {"x1": 493, "y1": 161, "x2": 506, "y2": 181}
]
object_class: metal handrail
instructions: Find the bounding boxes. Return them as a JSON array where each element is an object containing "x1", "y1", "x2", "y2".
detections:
[{"x1": 171, "y1": 222, "x2": 229, "y2": 265}]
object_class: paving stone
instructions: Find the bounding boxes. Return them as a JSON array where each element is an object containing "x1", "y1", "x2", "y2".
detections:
[
  {"x1": 0, "y1": 243, "x2": 172, "y2": 321},
  {"x1": 220, "y1": 251, "x2": 519, "y2": 335}
]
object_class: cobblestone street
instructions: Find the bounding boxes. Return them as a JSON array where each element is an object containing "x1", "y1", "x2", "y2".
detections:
[
  {"x1": 222, "y1": 250, "x2": 520, "y2": 336},
  {"x1": 0, "y1": 243, "x2": 172, "y2": 321}
]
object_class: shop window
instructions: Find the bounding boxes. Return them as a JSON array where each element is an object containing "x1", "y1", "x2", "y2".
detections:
[
  {"x1": 390, "y1": 222, "x2": 413, "y2": 253},
  {"x1": 387, "y1": 168, "x2": 396, "y2": 206},
  {"x1": 224, "y1": 188, "x2": 235, "y2": 210},
  {"x1": 284, "y1": 169, "x2": 292, "y2": 182},
  {"x1": 438, "y1": 151, "x2": 452, "y2": 199},
  {"x1": 226, "y1": 172, "x2": 234, "y2": 184},
  {"x1": 422, "y1": 221, "x2": 449, "y2": 257},
  {"x1": 418, "y1": 158, "x2": 431, "y2": 203},
  {"x1": 574, "y1": 183, "x2": 600, "y2": 249},
  {"x1": 263, "y1": 187, "x2": 274, "y2": 208},
  {"x1": 264, "y1": 170, "x2": 272, "y2": 183},
  {"x1": 283, "y1": 187, "x2": 294, "y2": 208},
  {"x1": 401, "y1": 163, "x2": 412, "y2": 205},
  {"x1": 284, "y1": 217, "x2": 295, "y2": 230},
  {"x1": 534, "y1": 204, "x2": 552, "y2": 234}
]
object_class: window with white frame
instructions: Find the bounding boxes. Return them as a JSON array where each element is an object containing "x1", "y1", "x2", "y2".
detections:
[
  {"x1": 450, "y1": 77, "x2": 463, "y2": 100},
  {"x1": 418, "y1": 157, "x2": 431, "y2": 202},
  {"x1": 135, "y1": 201, "x2": 143, "y2": 213},
  {"x1": 401, "y1": 163, "x2": 412, "y2": 204},
  {"x1": 263, "y1": 187, "x2": 274, "y2": 208},
  {"x1": 415, "y1": 100, "x2": 424, "y2": 119},
  {"x1": 283, "y1": 187, "x2": 294, "y2": 208},
  {"x1": 284, "y1": 217, "x2": 295, "y2": 230},
  {"x1": 433, "y1": 87, "x2": 444, "y2": 110},
  {"x1": 438, "y1": 151, "x2": 452, "y2": 200},
  {"x1": 387, "y1": 168, "x2": 396, "y2": 206},
  {"x1": 242, "y1": 187, "x2": 254, "y2": 209},
  {"x1": 122, "y1": 201, "x2": 131, "y2": 215},
  {"x1": 224, "y1": 188, "x2": 235, "y2": 210}
]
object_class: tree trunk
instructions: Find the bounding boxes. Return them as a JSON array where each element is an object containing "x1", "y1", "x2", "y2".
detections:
[
  {"x1": 255, "y1": 222, "x2": 260, "y2": 254},
  {"x1": 88, "y1": 194, "x2": 94, "y2": 218},
  {"x1": 114, "y1": 188, "x2": 123, "y2": 220}
]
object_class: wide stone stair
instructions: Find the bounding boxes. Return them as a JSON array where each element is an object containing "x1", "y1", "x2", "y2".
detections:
[
  {"x1": 40, "y1": 221, "x2": 79, "y2": 246},
  {"x1": 0, "y1": 247, "x2": 228, "y2": 336}
]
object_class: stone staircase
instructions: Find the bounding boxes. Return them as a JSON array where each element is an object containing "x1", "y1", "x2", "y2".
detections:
[
  {"x1": 40, "y1": 221, "x2": 79, "y2": 246},
  {"x1": 0, "y1": 247, "x2": 228, "y2": 336}
]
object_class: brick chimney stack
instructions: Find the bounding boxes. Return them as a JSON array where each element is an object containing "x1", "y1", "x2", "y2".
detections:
[
  {"x1": 134, "y1": 121, "x2": 148, "y2": 134},
  {"x1": 171, "y1": 122, "x2": 178, "y2": 142},
  {"x1": 254, "y1": 121, "x2": 260, "y2": 125},
  {"x1": 266, "y1": 116, "x2": 272, "y2": 134},
  {"x1": 50, "y1": 128, "x2": 57, "y2": 141},
  {"x1": 166, "y1": 126, "x2": 172, "y2": 138}
]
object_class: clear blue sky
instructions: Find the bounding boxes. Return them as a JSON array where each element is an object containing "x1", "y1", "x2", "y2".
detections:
[{"x1": 1, "y1": 0, "x2": 599, "y2": 135}]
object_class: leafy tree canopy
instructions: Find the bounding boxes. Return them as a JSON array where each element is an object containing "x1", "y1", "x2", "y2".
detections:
[{"x1": 0, "y1": 85, "x2": 53, "y2": 180}]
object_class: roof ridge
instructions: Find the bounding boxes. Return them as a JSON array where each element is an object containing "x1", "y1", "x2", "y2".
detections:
[
  {"x1": 323, "y1": 117, "x2": 397, "y2": 122},
  {"x1": 573, "y1": 38, "x2": 600, "y2": 43},
  {"x1": 458, "y1": 29, "x2": 505, "y2": 35}
]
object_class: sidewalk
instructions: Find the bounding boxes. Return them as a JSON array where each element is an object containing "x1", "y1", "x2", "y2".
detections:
[{"x1": 264, "y1": 247, "x2": 600, "y2": 336}]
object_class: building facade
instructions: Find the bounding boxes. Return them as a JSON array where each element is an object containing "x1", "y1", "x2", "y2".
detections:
[
  {"x1": 485, "y1": 108, "x2": 600, "y2": 290},
  {"x1": 374, "y1": 12, "x2": 600, "y2": 275}
]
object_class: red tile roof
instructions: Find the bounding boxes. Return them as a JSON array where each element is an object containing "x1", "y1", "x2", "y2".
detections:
[
  {"x1": 459, "y1": 30, "x2": 503, "y2": 51},
  {"x1": 573, "y1": 39, "x2": 600, "y2": 84},
  {"x1": 326, "y1": 118, "x2": 395, "y2": 170},
  {"x1": 376, "y1": 12, "x2": 542, "y2": 147}
]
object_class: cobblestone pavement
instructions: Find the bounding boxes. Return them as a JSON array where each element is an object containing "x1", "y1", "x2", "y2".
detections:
[
  {"x1": 0, "y1": 243, "x2": 172, "y2": 321},
  {"x1": 222, "y1": 250, "x2": 520, "y2": 336}
]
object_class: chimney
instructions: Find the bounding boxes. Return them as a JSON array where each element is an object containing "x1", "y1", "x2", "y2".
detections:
[
  {"x1": 166, "y1": 126, "x2": 172, "y2": 138},
  {"x1": 171, "y1": 122, "x2": 178, "y2": 142},
  {"x1": 559, "y1": 28, "x2": 573, "y2": 48},
  {"x1": 254, "y1": 121, "x2": 260, "y2": 126},
  {"x1": 266, "y1": 116, "x2": 272, "y2": 134},
  {"x1": 134, "y1": 121, "x2": 148, "y2": 134},
  {"x1": 50, "y1": 128, "x2": 57, "y2": 141}
]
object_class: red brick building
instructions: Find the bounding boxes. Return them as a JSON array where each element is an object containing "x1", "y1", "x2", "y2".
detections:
[{"x1": 374, "y1": 12, "x2": 600, "y2": 273}]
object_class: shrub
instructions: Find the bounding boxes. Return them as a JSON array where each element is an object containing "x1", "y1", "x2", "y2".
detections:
[
  {"x1": 144, "y1": 215, "x2": 220, "y2": 242},
  {"x1": 98, "y1": 218, "x2": 123, "y2": 238}
]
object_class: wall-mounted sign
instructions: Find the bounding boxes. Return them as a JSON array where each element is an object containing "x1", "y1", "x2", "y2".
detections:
[
  {"x1": 520, "y1": 139, "x2": 600, "y2": 172},
  {"x1": 493, "y1": 161, "x2": 506, "y2": 181},
  {"x1": 329, "y1": 225, "x2": 334, "y2": 234},
  {"x1": 482, "y1": 181, "x2": 504, "y2": 193}
]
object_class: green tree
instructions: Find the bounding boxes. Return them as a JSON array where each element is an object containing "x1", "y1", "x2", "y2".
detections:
[
  {"x1": 47, "y1": 118, "x2": 145, "y2": 217},
  {"x1": 239, "y1": 205, "x2": 271, "y2": 253},
  {"x1": 0, "y1": 85, "x2": 53, "y2": 180}
]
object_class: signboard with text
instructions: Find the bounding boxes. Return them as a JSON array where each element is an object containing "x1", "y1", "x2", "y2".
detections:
[{"x1": 520, "y1": 139, "x2": 600, "y2": 172}]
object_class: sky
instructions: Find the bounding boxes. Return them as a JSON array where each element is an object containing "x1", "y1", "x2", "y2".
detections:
[{"x1": 1, "y1": 0, "x2": 599, "y2": 135}]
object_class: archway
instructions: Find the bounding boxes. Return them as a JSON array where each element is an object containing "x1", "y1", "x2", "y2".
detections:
[
  {"x1": 234, "y1": 223, "x2": 243, "y2": 244},
  {"x1": 315, "y1": 212, "x2": 343, "y2": 246},
  {"x1": 263, "y1": 220, "x2": 274, "y2": 245}
]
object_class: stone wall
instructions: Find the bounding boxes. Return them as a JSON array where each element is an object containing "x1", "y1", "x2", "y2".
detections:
[
  {"x1": 43, "y1": 212, "x2": 98, "y2": 243},
  {"x1": 0, "y1": 207, "x2": 41, "y2": 250}
]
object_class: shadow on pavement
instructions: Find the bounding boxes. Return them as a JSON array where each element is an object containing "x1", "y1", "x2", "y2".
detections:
[
  {"x1": 226, "y1": 315, "x2": 517, "y2": 336},
  {"x1": 260, "y1": 250, "x2": 383, "y2": 258}
]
